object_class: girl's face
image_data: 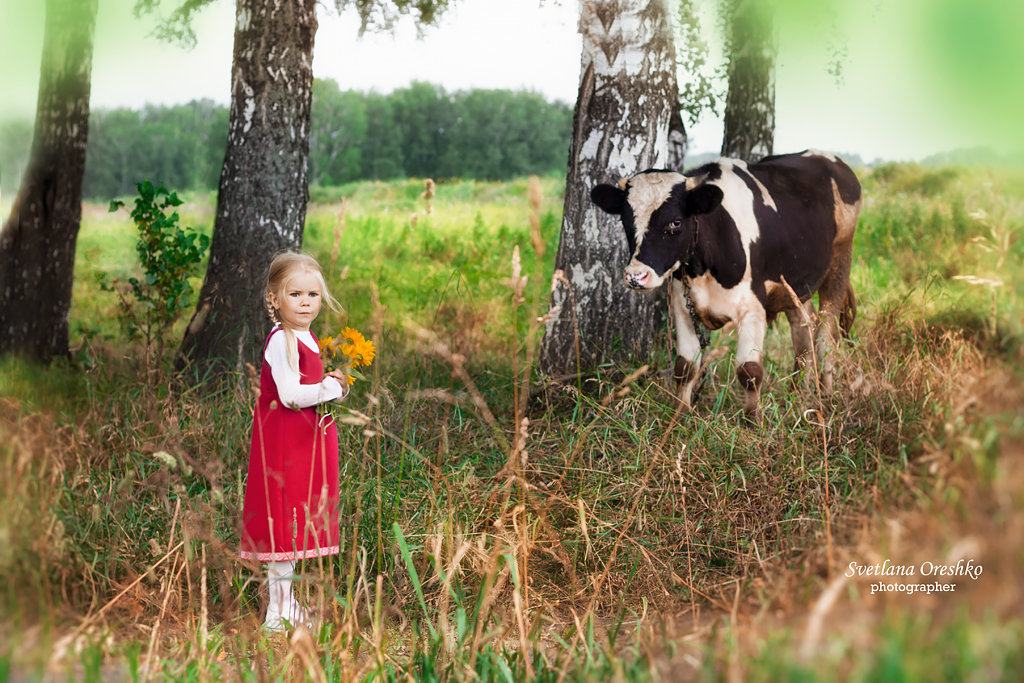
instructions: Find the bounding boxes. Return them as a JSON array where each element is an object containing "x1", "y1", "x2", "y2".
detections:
[{"x1": 269, "y1": 269, "x2": 323, "y2": 332}]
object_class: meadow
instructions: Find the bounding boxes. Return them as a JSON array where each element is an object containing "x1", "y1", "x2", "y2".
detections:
[{"x1": 1, "y1": 163, "x2": 1022, "y2": 681}]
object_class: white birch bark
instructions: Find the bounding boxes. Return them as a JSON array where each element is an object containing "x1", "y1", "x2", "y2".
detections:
[
  {"x1": 177, "y1": 0, "x2": 318, "y2": 378},
  {"x1": 539, "y1": 0, "x2": 681, "y2": 378}
]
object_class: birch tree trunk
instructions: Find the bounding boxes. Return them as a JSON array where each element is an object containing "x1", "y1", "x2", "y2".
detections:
[
  {"x1": 539, "y1": 0, "x2": 682, "y2": 378},
  {"x1": 720, "y1": 0, "x2": 775, "y2": 162},
  {"x1": 0, "y1": 0, "x2": 97, "y2": 360},
  {"x1": 176, "y1": 0, "x2": 317, "y2": 380}
]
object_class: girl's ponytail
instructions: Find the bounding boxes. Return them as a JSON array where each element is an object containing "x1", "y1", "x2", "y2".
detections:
[
  {"x1": 264, "y1": 292, "x2": 279, "y2": 326},
  {"x1": 281, "y1": 327, "x2": 300, "y2": 374},
  {"x1": 263, "y1": 290, "x2": 300, "y2": 373}
]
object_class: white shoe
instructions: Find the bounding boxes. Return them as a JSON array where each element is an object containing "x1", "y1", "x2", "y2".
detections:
[
  {"x1": 263, "y1": 602, "x2": 314, "y2": 632},
  {"x1": 284, "y1": 602, "x2": 314, "y2": 630},
  {"x1": 262, "y1": 560, "x2": 315, "y2": 633},
  {"x1": 263, "y1": 613, "x2": 289, "y2": 633}
]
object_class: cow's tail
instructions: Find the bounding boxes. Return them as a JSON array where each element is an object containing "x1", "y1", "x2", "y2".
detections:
[{"x1": 840, "y1": 282, "x2": 857, "y2": 339}]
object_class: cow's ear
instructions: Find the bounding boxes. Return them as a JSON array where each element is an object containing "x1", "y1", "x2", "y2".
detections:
[
  {"x1": 591, "y1": 184, "x2": 627, "y2": 215},
  {"x1": 684, "y1": 184, "x2": 723, "y2": 215}
]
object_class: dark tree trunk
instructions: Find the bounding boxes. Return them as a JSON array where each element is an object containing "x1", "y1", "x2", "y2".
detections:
[
  {"x1": 539, "y1": 0, "x2": 682, "y2": 378},
  {"x1": 176, "y1": 0, "x2": 317, "y2": 381},
  {"x1": 720, "y1": 0, "x2": 775, "y2": 162},
  {"x1": 0, "y1": 0, "x2": 97, "y2": 361}
]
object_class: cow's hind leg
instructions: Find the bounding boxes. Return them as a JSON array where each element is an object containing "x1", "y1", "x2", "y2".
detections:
[
  {"x1": 815, "y1": 290, "x2": 844, "y2": 395},
  {"x1": 815, "y1": 249, "x2": 855, "y2": 395},
  {"x1": 670, "y1": 279, "x2": 704, "y2": 412},
  {"x1": 815, "y1": 182, "x2": 860, "y2": 395},
  {"x1": 840, "y1": 281, "x2": 857, "y2": 339},
  {"x1": 785, "y1": 300, "x2": 816, "y2": 386}
]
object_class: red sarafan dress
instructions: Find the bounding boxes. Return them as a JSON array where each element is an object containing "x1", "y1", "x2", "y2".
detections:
[{"x1": 240, "y1": 328, "x2": 340, "y2": 561}]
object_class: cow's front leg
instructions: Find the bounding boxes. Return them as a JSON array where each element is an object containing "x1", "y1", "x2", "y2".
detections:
[
  {"x1": 670, "y1": 279, "x2": 703, "y2": 412},
  {"x1": 735, "y1": 305, "x2": 768, "y2": 418}
]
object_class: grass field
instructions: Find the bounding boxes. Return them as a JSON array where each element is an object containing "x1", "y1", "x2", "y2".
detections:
[{"x1": 1, "y1": 164, "x2": 1023, "y2": 681}]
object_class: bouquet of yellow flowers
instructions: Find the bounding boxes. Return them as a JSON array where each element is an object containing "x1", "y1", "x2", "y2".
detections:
[{"x1": 319, "y1": 326, "x2": 376, "y2": 384}]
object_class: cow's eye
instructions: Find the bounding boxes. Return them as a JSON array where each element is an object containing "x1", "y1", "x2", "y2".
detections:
[{"x1": 666, "y1": 219, "x2": 682, "y2": 234}]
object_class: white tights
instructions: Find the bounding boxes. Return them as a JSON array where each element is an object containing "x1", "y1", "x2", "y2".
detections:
[{"x1": 264, "y1": 560, "x2": 312, "y2": 631}]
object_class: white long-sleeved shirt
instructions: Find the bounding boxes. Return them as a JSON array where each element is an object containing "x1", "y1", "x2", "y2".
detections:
[{"x1": 265, "y1": 328, "x2": 347, "y2": 409}]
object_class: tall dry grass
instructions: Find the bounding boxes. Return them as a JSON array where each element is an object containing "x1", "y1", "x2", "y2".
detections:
[{"x1": 2, "y1": 166, "x2": 1023, "y2": 680}]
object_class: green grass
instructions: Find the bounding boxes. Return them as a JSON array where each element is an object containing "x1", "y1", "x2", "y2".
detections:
[
  {"x1": 2, "y1": 165, "x2": 1024, "y2": 680},
  {"x1": 853, "y1": 163, "x2": 1024, "y2": 357},
  {"x1": 694, "y1": 610, "x2": 1024, "y2": 682},
  {"x1": 303, "y1": 175, "x2": 564, "y2": 362}
]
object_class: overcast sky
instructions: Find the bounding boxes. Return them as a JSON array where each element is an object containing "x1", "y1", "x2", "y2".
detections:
[{"x1": 3, "y1": 0, "x2": 1022, "y2": 162}]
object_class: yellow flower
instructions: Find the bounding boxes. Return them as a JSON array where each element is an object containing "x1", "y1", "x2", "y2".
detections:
[
  {"x1": 320, "y1": 326, "x2": 375, "y2": 384},
  {"x1": 338, "y1": 326, "x2": 376, "y2": 367}
]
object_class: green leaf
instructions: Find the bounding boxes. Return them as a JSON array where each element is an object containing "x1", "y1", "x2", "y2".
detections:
[{"x1": 393, "y1": 522, "x2": 438, "y2": 639}]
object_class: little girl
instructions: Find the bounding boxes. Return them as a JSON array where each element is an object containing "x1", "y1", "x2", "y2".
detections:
[{"x1": 240, "y1": 251, "x2": 348, "y2": 632}]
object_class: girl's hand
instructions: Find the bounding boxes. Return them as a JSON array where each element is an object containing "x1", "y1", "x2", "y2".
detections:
[{"x1": 326, "y1": 369, "x2": 349, "y2": 393}]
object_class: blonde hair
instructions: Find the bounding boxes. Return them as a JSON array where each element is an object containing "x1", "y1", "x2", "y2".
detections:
[{"x1": 265, "y1": 251, "x2": 339, "y2": 372}]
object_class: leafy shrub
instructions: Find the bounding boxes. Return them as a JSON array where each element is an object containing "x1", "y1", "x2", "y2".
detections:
[{"x1": 104, "y1": 181, "x2": 210, "y2": 370}]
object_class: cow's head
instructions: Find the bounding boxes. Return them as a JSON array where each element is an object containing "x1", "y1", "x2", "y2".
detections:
[{"x1": 591, "y1": 171, "x2": 723, "y2": 290}]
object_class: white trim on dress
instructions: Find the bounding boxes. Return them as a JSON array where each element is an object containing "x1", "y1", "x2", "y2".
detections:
[{"x1": 240, "y1": 545, "x2": 341, "y2": 562}]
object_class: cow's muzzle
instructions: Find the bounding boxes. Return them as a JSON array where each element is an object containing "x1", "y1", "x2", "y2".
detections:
[{"x1": 624, "y1": 269, "x2": 652, "y2": 290}]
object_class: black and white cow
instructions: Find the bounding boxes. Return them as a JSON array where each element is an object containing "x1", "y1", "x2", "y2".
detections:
[{"x1": 591, "y1": 150, "x2": 861, "y2": 416}]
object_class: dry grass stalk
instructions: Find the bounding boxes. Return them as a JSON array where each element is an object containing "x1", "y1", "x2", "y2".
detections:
[
  {"x1": 199, "y1": 543, "x2": 208, "y2": 666},
  {"x1": 142, "y1": 498, "x2": 183, "y2": 678},
  {"x1": 49, "y1": 538, "x2": 185, "y2": 666},
  {"x1": 577, "y1": 498, "x2": 593, "y2": 564},
  {"x1": 422, "y1": 178, "x2": 436, "y2": 214},
  {"x1": 512, "y1": 565, "x2": 533, "y2": 680},
  {"x1": 799, "y1": 574, "x2": 849, "y2": 661},
  {"x1": 289, "y1": 625, "x2": 328, "y2": 683},
  {"x1": 555, "y1": 459, "x2": 663, "y2": 680},
  {"x1": 404, "y1": 388, "x2": 462, "y2": 407},
  {"x1": 468, "y1": 538, "x2": 514, "y2": 669},
  {"x1": 410, "y1": 322, "x2": 507, "y2": 452},
  {"x1": 600, "y1": 364, "x2": 650, "y2": 407},
  {"x1": 779, "y1": 275, "x2": 834, "y2": 575},
  {"x1": 371, "y1": 574, "x2": 386, "y2": 673}
]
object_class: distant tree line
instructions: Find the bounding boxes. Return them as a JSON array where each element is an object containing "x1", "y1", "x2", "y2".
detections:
[
  {"x1": 1, "y1": 80, "x2": 572, "y2": 201},
  {"x1": 310, "y1": 80, "x2": 573, "y2": 186},
  {"x1": 0, "y1": 119, "x2": 34, "y2": 201},
  {"x1": 85, "y1": 100, "x2": 229, "y2": 199}
]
